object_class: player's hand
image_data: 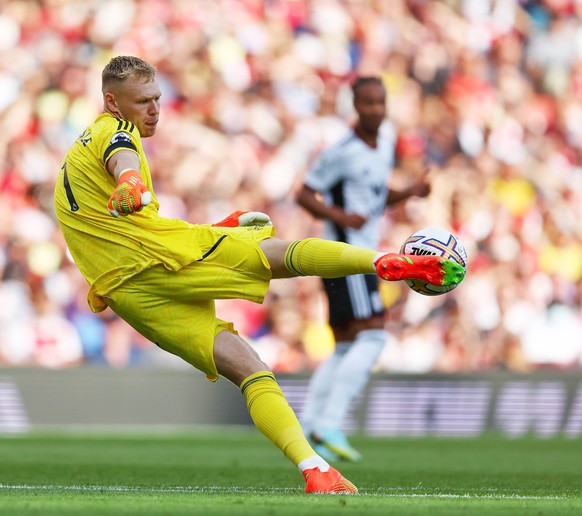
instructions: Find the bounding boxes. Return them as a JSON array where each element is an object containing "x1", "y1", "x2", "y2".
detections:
[
  {"x1": 107, "y1": 169, "x2": 152, "y2": 218},
  {"x1": 333, "y1": 210, "x2": 368, "y2": 229},
  {"x1": 410, "y1": 165, "x2": 435, "y2": 198},
  {"x1": 212, "y1": 210, "x2": 272, "y2": 227},
  {"x1": 410, "y1": 177, "x2": 431, "y2": 198}
]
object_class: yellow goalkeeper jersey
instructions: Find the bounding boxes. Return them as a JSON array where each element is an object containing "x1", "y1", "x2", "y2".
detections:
[{"x1": 54, "y1": 113, "x2": 203, "y2": 312}]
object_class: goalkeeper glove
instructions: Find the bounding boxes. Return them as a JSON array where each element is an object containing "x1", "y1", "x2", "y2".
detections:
[
  {"x1": 107, "y1": 169, "x2": 152, "y2": 218},
  {"x1": 212, "y1": 210, "x2": 272, "y2": 228}
]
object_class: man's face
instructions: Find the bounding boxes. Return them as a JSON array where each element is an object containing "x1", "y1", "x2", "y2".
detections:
[
  {"x1": 353, "y1": 82, "x2": 386, "y2": 133},
  {"x1": 106, "y1": 75, "x2": 162, "y2": 138}
]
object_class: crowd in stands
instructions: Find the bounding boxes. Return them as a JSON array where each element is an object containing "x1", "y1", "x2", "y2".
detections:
[{"x1": 2, "y1": 0, "x2": 582, "y2": 373}]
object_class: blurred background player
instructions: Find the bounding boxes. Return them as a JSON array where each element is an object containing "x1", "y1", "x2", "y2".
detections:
[
  {"x1": 54, "y1": 57, "x2": 462, "y2": 492},
  {"x1": 297, "y1": 76, "x2": 432, "y2": 462}
]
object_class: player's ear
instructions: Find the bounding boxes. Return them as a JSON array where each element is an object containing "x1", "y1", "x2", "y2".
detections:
[{"x1": 103, "y1": 91, "x2": 121, "y2": 117}]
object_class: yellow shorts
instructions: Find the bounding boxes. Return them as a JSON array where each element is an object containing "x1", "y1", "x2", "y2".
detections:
[{"x1": 105, "y1": 224, "x2": 276, "y2": 381}]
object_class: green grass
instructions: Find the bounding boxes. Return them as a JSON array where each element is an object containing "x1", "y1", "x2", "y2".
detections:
[{"x1": 0, "y1": 429, "x2": 580, "y2": 515}]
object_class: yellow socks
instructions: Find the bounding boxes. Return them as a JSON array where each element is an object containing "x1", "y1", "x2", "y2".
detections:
[
  {"x1": 241, "y1": 371, "x2": 316, "y2": 466},
  {"x1": 284, "y1": 238, "x2": 377, "y2": 278}
]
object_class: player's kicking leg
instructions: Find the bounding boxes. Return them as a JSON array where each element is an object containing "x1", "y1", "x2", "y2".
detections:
[{"x1": 260, "y1": 237, "x2": 466, "y2": 287}]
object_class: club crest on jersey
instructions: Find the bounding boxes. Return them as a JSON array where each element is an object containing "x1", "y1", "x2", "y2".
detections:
[
  {"x1": 78, "y1": 128, "x2": 92, "y2": 147},
  {"x1": 110, "y1": 132, "x2": 133, "y2": 145}
]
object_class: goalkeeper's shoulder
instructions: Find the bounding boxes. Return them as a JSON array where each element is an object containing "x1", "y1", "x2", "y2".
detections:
[{"x1": 95, "y1": 113, "x2": 137, "y2": 133}]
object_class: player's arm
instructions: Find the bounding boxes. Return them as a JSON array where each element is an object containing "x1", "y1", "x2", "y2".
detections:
[
  {"x1": 106, "y1": 150, "x2": 152, "y2": 217},
  {"x1": 296, "y1": 184, "x2": 367, "y2": 229}
]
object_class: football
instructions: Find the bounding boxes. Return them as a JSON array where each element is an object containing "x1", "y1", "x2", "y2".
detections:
[{"x1": 399, "y1": 227, "x2": 468, "y2": 296}]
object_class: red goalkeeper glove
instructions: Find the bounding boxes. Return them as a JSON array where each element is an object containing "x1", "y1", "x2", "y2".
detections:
[
  {"x1": 107, "y1": 169, "x2": 152, "y2": 218},
  {"x1": 212, "y1": 210, "x2": 272, "y2": 227}
]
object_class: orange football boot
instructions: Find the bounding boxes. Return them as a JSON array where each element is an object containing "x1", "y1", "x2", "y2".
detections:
[
  {"x1": 303, "y1": 466, "x2": 358, "y2": 494},
  {"x1": 374, "y1": 253, "x2": 465, "y2": 286}
]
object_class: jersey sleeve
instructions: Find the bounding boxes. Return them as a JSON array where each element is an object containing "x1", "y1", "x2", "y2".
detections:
[
  {"x1": 304, "y1": 145, "x2": 344, "y2": 192},
  {"x1": 97, "y1": 118, "x2": 141, "y2": 167}
]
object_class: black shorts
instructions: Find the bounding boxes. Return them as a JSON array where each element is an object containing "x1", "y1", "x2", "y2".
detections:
[{"x1": 323, "y1": 273, "x2": 385, "y2": 326}]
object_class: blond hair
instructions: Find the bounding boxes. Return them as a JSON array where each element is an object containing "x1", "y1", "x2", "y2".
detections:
[{"x1": 101, "y1": 56, "x2": 157, "y2": 92}]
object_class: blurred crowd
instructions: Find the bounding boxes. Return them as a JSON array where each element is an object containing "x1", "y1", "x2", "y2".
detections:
[{"x1": 2, "y1": 0, "x2": 582, "y2": 373}]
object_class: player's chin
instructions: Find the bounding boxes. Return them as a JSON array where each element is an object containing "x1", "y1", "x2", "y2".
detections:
[
  {"x1": 366, "y1": 119, "x2": 383, "y2": 132},
  {"x1": 141, "y1": 124, "x2": 158, "y2": 137}
]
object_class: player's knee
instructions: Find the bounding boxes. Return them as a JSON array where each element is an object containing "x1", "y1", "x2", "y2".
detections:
[
  {"x1": 260, "y1": 238, "x2": 295, "y2": 278},
  {"x1": 214, "y1": 332, "x2": 273, "y2": 386},
  {"x1": 230, "y1": 360, "x2": 273, "y2": 388}
]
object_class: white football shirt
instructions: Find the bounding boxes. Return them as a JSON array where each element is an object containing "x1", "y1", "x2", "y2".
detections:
[{"x1": 304, "y1": 122, "x2": 396, "y2": 249}]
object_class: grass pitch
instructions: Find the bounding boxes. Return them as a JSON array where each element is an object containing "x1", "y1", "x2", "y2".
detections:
[{"x1": 0, "y1": 429, "x2": 580, "y2": 515}]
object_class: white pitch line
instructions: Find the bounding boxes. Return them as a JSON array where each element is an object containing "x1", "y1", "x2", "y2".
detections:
[{"x1": 0, "y1": 484, "x2": 569, "y2": 500}]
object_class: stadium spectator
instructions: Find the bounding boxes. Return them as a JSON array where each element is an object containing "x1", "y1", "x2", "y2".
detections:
[{"x1": 1, "y1": 0, "x2": 582, "y2": 373}]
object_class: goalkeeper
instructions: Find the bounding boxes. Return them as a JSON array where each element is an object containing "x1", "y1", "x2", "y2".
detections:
[{"x1": 54, "y1": 56, "x2": 464, "y2": 494}]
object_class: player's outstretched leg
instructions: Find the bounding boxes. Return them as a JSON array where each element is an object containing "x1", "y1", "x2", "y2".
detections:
[
  {"x1": 374, "y1": 253, "x2": 465, "y2": 286},
  {"x1": 269, "y1": 238, "x2": 465, "y2": 285}
]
